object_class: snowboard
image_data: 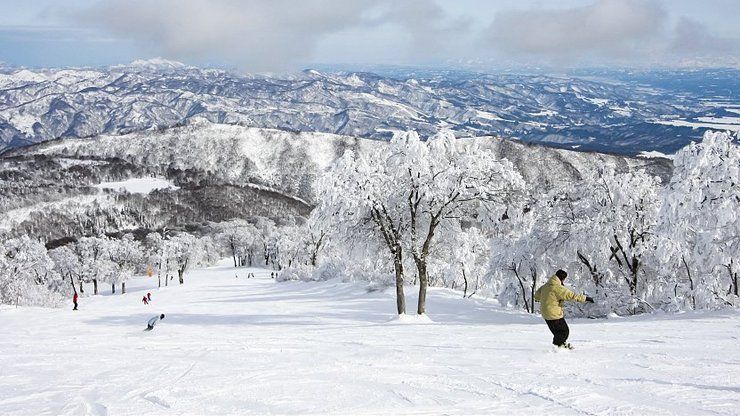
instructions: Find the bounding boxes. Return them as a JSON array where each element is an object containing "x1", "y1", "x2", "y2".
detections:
[{"x1": 552, "y1": 343, "x2": 575, "y2": 352}]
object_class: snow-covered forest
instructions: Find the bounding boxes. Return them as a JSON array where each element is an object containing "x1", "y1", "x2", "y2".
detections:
[{"x1": 2, "y1": 130, "x2": 738, "y2": 317}]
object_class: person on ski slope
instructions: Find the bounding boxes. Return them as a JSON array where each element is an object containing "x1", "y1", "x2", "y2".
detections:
[
  {"x1": 142, "y1": 295, "x2": 149, "y2": 305},
  {"x1": 534, "y1": 269, "x2": 594, "y2": 349},
  {"x1": 145, "y1": 314, "x2": 165, "y2": 331},
  {"x1": 72, "y1": 292, "x2": 78, "y2": 311}
]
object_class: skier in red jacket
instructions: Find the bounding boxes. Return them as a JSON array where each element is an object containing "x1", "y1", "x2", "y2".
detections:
[{"x1": 72, "y1": 292, "x2": 78, "y2": 311}]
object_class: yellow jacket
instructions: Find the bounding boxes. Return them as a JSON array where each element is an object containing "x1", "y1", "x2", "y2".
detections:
[{"x1": 534, "y1": 275, "x2": 586, "y2": 320}]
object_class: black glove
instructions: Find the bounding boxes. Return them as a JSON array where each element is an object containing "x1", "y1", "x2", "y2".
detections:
[{"x1": 585, "y1": 296, "x2": 595, "y2": 303}]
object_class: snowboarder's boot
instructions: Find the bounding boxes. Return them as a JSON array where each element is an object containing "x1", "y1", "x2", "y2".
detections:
[{"x1": 558, "y1": 342, "x2": 574, "y2": 350}]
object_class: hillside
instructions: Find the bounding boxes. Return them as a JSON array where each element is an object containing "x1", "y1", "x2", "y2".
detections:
[{"x1": 0, "y1": 123, "x2": 671, "y2": 241}]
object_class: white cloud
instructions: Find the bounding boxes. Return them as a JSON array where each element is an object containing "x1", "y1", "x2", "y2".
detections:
[
  {"x1": 670, "y1": 17, "x2": 740, "y2": 56},
  {"x1": 68, "y1": 0, "x2": 472, "y2": 71},
  {"x1": 481, "y1": 0, "x2": 667, "y2": 65},
  {"x1": 72, "y1": 0, "x2": 385, "y2": 71},
  {"x1": 476, "y1": 0, "x2": 740, "y2": 68},
  {"x1": 48, "y1": 0, "x2": 740, "y2": 70}
]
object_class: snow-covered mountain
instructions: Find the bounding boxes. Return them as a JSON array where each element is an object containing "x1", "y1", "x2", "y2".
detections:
[
  {"x1": 1, "y1": 61, "x2": 737, "y2": 154},
  {"x1": 0, "y1": 123, "x2": 670, "y2": 242}
]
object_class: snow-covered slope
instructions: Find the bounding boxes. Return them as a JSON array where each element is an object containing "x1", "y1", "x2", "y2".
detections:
[
  {"x1": 0, "y1": 124, "x2": 671, "y2": 241},
  {"x1": 0, "y1": 261, "x2": 737, "y2": 415},
  {"x1": 1, "y1": 63, "x2": 736, "y2": 154}
]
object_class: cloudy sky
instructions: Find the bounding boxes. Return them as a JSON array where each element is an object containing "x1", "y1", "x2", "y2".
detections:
[{"x1": 0, "y1": 0, "x2": 738, "y2": 71}]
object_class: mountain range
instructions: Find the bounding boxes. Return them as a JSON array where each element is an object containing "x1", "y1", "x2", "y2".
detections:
[{"x1": 1, "y1": 60, "x2": 738, "y2": 155}]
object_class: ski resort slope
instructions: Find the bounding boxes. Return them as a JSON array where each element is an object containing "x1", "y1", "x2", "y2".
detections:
[{"x1": 1, "y1": 262, "x2": 739, "y2": 416}]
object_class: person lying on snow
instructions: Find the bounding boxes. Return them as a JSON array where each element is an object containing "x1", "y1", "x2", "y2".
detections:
[
  {"x1": 144, "y1": 314, "x2": 165, "y2": 331},
  {"x1": 534, "y1": 270, "x2": 594, "y2": 350}
]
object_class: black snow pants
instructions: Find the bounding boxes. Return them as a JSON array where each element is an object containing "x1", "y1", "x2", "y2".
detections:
[{"x1": 545, "y1": 318, "x2": 569, "y2": 346}]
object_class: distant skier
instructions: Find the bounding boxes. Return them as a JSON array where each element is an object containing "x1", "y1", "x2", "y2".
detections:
[
  {"x1": 142, "y1": 295, "x2": 149, "y2": 305},
  {"x1": 145, "y1": 314, "x2": 165, "y2": 331},
  {"x1": 147, "y1": 292, "x2": 152, "y2": 302},
  {"x1": 534, "y1": 270, "x2": 594, "y2": 349},
  {"x1": 72, "y1": 292, "x2": 78, "y2": 311}
]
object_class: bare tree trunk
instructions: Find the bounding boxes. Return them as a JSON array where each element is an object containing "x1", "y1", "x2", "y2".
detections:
[
  {"x1": 416, "y1": 260, "x2": 428, "y2": 315},
  {"x1": 394, "y1": 249, "x2": 406, "y2": 315},
  {"x1": 530, "y1": 267, "x2": 539, "y2": 313},
  {"x1": 70, "y1": 276, "x2": 78, "y2": 296},
  {"x1": 178, "y1": 269, "x2": 184, "y2": 284},
  {"x1": 682, "y1": 255, "x2": 695, "y2": 309},
  {"x1": 310, "y1": 232, "x2": 325, "y2": 267},
  {"x1": 111, "y1": 284, "x2": 116, "y2": 294},
  {"x1": 79, "y1": 280, "x2": 84, "y2": 294},
  {"x1": 511, "y1": 262, "x2": 531, "y2": 313},
  {"x1": 727, "y1": 259, "x2": 738, "y2": 296},
  {"x1": 370, "y1": 205, "x2": 407, "y2": 315},
  {"x1": 122, "y1": 282, "x2": 126, "y2": 294},
  {"x1": 577, "y1": 250, "x2": 603, "y2": 287},
  {"x1": 462, "y1": 267, "x2": 468, "y2": 298},
  {"x1": 467, "y1": 275, "x2": 479, "y2": 298},
  {"x1": 93, "y1": 279, "x2": 98, "y2": 295}
]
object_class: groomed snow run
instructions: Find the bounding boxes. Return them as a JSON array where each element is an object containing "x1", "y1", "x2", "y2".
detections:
[
  {"x1": 94, "y1": 177, "x2": 179, "y2": 194},
  {"x1": 1, "y1": 261, "x2": 739, "y2": 415}
]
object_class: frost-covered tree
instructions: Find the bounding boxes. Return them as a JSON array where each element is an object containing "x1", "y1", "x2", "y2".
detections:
[
  {"x1": 395, "y1": 131, "x2": 525, "y2": 314},
  {"x1": 74, "y1": 236, "x2": 110, "y2": 295},
  {"x1": 275, "y1": 225, "x2": 308, "y2": 268},
  {"x1": 490, "y1": 166, "x2": 663, "y2": 315},
  {"x1": 49, "y1": 246, "x2": 82, "y2": 295},
  {"x1": 0, "y1": 236, "x2": 62, "y2": 307},
  {"x1": 659, "y1": 131, "x2": 740, "y2": 308},
  {"x1": 167, "y1": 232, "x2": 200, "y2": 284},
  {"x1": 107, "y1": 234, "x2": 144, "y2": 294},
  {"x1": 254, "y1": 218, "x2": 277, "y2": 267},
  {"x1": 434, "y1": 226, "x2": 488, "y2": 298},
  {"x1": 316, "y1": 130, "x2": 524, "y2": 315},
  {"x1": 144, "y1": 232, "x2": 167, "y2": 288},
  {"x1": 305, "y1": 216, "x2": 328, "y2": 267},
  {"x1": 315, "y1": 141, "x2": 410, "y2": 314},
  {"x1": 565, "y1": 167, "x2": 662, "y2": 313},
  {"x1": 198, "y1": 235, "x2": 221, "y2": 267},
  {"x1": 215, "y1": 219, "x2": 258, "y2": 267}
]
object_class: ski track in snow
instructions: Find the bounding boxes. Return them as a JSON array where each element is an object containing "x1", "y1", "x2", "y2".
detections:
[{"x1": 1, "y1": 261, "x2": 739, "y2": 415}]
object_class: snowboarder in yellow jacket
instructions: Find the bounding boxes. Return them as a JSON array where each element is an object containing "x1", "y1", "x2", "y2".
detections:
[{"x1": 534, "y1": 270, "x2": 594, "y2": 349}]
